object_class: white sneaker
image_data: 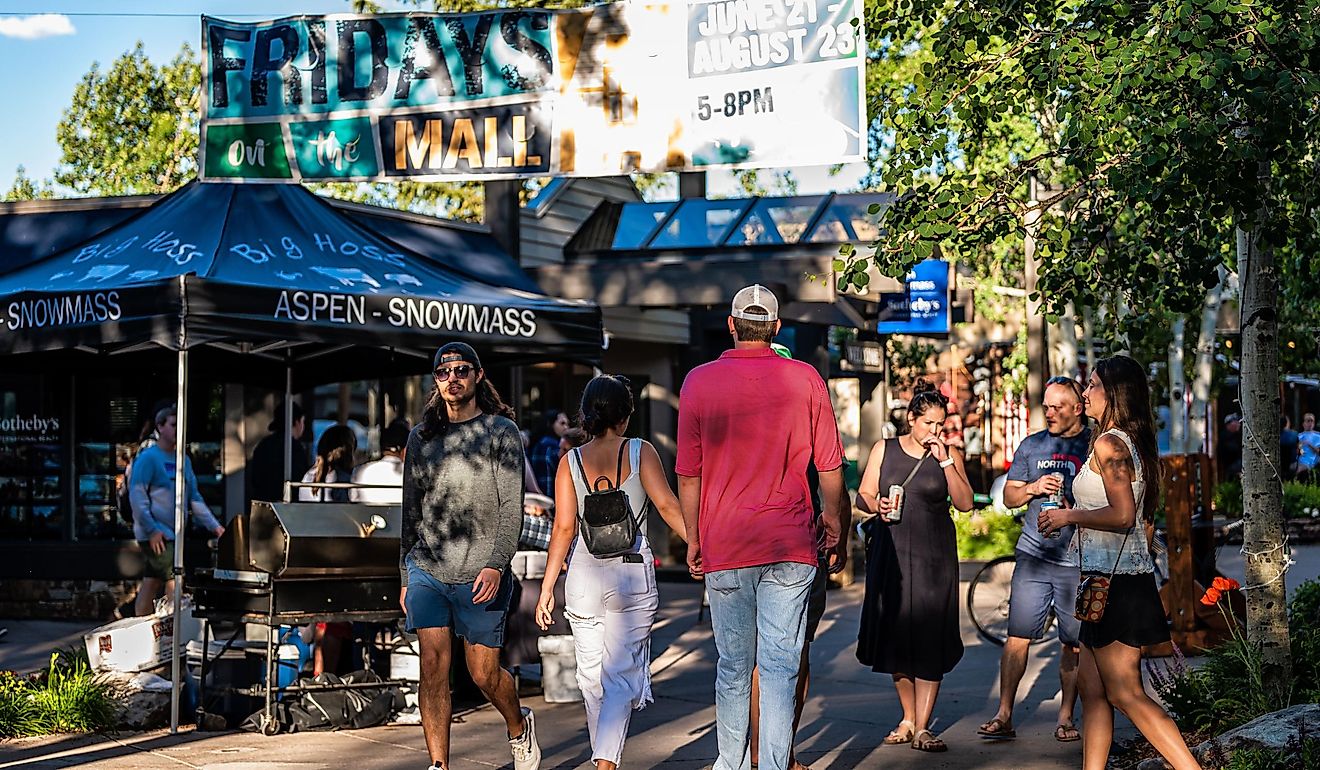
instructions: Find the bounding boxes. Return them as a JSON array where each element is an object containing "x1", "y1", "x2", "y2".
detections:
[{"x1": 508, "y1": 706, "x2": 541, "y2": 770}]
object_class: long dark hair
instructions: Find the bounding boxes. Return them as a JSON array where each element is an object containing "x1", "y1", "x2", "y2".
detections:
[
  {"x1": 576, "y1": 375, "x2": 634, "y2": 438},
  {"x1": 313, "y1": 424, "x2": 357, "y2": 483},
  {"x1": 1092, "y1": 355, "x2": 1161, "y2": 521},
  {"x1": 419, "y1": 375, "x2": 515, "y2": 440}
]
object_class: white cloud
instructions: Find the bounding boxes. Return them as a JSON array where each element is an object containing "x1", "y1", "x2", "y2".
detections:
[{"x1": 0, "y1": 14, "x2": 76, "y2": 40}]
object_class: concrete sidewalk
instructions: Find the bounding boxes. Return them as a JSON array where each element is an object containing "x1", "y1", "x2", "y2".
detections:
[{"x1": 0, "y1": 580, "x2": 1132, "y2": 770}]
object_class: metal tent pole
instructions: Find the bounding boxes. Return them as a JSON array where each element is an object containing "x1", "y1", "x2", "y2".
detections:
[
  {"x1": 170, "y1": 347, "x2": 189, "y2": 734},
  {"x1": 282, "y1": 363, "x2": 292, "y2": 502}
]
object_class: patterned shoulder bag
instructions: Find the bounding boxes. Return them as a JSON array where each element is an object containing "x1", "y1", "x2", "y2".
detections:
[{"x1": 1074, "y1": 527, "x2": 1131, "y2": 623}]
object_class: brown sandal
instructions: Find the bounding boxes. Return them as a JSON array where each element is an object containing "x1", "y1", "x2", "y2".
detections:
[
  {"x1": 883, "y1": 720, "x2": 915, "y2": 745},
  {"x1": 977, "y1": 717, "x2": 1016, "y2": 739},
  {"x1": 912, "y1": 729, "x2": 948, "y2": 753},
  {"x1": 1055, "y1": 723, "x2": 1080, "y2": 742}
]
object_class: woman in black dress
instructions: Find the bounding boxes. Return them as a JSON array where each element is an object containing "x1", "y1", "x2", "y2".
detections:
[{"x1": 856, "y1": 384, "x2": 974, "y2": 753}]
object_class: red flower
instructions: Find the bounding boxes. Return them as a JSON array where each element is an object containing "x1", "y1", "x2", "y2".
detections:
[
  {"x1": 1212, "y1": 576, "x2": 1241, "y2": 592},
  {"x1": 1201, "y1": 586, "x2": 1223, "y2": 606}
]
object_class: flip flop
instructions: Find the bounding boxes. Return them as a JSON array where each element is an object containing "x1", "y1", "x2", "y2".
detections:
[
  {"x1": 883, "y1": 719, "x2": 916, "y2": 745},
  {"x1": 977, "y1": 717, "x2": 1016, "y2": 739},
  {"x1": 1055, "y1": 723, "x2": 1081, "y2": 742},
  {"x1": 912, "y1": 729, "x2": 948, "y2": 753}
]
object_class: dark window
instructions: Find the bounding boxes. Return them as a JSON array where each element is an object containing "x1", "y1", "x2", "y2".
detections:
[{"x1": 0, "y1": 375, "x2": 65, "y2": 540}]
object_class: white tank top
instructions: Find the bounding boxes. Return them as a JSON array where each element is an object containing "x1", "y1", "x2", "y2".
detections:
[
  {"x1": 1073, "y1": 428, "x2": 1153, "y2": 575},
  {"x1": 567, "y1": 438, "x2": 649, "y2": 558}
]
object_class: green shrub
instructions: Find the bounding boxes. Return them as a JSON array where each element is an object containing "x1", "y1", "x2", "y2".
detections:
[
  {"x1": 1148, "y1": 578, "x2": 1320, "y2": 735},
  {"x1": 0, "y1": 653, "x2": 118, "y2": 738},
  {"x1": 1214, "y1": 479, "x2": 1320, "y2": 519},
  {"x1": 953, "y1": 508, "x2": 1020, "y2": 560},
  {"x1": 30, "y1": 654, "x2": 118, "y2": 734},
  {"x1": 0, "y1": 671, "x2": 41, "y2": 739},
  {"x1": 1215, "y1": 479, "x2": 1243, "y2": 518}
]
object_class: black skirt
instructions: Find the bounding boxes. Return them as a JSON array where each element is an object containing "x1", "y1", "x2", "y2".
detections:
[{"x1": 1078, "y1": 571, "x2": 1170, "y2": 649}]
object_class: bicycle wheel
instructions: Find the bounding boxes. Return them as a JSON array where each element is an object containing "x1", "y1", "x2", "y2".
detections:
[{"x1": 967, "y1": 555, "x2": 1017, "y2": 646}]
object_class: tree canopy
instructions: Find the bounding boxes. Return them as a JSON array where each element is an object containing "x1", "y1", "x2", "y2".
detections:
[
  {"x1": 849, "y1": 0, "x2": 1319, "y2": 339},
  {"x1": 54, "y1": 43, "x2": 198, "y2": 196}
]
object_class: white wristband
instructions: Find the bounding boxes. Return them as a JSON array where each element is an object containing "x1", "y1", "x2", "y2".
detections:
[{"x1": 938, "y1": 458, "x2": 954, "y2": 468}]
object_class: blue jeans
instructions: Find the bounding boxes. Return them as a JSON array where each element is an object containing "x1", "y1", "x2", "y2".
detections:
[{"x1": 705, "y1": 561, "x2": 816, "y2": 770}]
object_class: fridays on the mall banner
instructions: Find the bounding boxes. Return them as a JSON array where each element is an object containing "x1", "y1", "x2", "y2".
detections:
[{"x1": 200, "y1": 0, "x2": 865, "y2": 182}]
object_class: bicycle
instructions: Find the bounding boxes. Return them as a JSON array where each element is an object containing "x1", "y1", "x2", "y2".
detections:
[{"x1": 966, "y1": 553, "x2": 1060, "y2": 646}]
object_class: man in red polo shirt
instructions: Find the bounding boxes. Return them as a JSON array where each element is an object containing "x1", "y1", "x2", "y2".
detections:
[{"x1": 676, "y1": 284, "x2": 846, "y2": 770}]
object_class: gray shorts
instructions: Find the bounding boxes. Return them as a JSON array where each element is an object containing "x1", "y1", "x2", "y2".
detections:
[
  {"x1": 804, "y1": 554, "x2": 829, "y2": 643},
  {"x1": 1008, "y1": 552, "x2": 1082, "y2": 647}
]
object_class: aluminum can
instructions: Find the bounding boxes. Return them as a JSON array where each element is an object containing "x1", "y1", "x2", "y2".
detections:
[
  {"x1": 1040, "y1": 472, "x2": 1065, "y2": 538},
  {"x1": 887, "y1": 484, "x2": 905, "y2": 522}
]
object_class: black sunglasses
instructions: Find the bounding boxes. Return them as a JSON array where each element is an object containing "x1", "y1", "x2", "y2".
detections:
[
  {"x1": 434, "y1": 364, "x2": 475, "y2": 381},
  {"x1": 1045, "y1": 375, "x2": 1084, "y2": 401}
]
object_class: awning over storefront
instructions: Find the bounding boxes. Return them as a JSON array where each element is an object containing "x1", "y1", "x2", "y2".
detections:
[
  {"x1": 0, "y1": 182, "x2": 602, "y2": 370},
  {"x1": 532, "y1": 193, "x2": 904, "y2": 316}
]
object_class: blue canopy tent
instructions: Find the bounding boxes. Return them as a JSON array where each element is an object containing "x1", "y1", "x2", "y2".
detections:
[{"x1": 0, "y1": 181, "x2": 601, "y2": 730}]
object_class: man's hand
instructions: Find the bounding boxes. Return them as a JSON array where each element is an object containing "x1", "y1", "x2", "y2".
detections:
[
  {"x1": 686, "y1": 541, "x2": 703, "y2": 580},
  {"x1": 472, "y1": 567, "x2": 502, "y2": 604},
  {"x1": 399, "y1": 587, "x2": 408, "y2": 616},
  {"x1": 828, "y1": 541, "x2": 848, "y2": 574},
  {"x1": 148, "y1": 531, "x2": 166, "y2": 555},
  {"x1": 212, "y1": 525, "x2": 225, "y2": 538},
  {"x1": 1034, "y1": 474, "x2": 1064, "y2": 497}
]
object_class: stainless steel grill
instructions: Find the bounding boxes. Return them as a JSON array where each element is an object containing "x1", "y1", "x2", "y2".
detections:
[{"x1": 189, "y1": 499, "x2": 405, "y2": 734}]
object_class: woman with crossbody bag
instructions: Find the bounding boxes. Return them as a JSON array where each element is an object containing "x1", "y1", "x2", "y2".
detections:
[
  {"x1": 535, "y1": 375, "x2": 687, "y2": 770},
  {"x1": 1038, "y1": 356, "x2": 1201, "y2": 770},
  {"x1": 854, "y1": 382, "x2": 975, "y2": 753}
]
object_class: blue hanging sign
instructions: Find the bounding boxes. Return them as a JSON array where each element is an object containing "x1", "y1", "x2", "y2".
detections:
[{"x1": 874, "y1": 258, "x2": 950, "y2": 335}]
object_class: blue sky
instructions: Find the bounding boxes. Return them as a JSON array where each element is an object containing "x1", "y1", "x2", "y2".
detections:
[{"x1": 0, "y1": 2, "x2": 867, "y2": 198}]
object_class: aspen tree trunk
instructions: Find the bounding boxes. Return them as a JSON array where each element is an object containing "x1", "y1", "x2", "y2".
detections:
[
  {"x1": 1055, "y1": 302, "x2": 1081, "y2": 379},
  {"x1": 1024, "y1": 176, "x2": 1047, "y2": 432},
  {"x1": 1236, "y1": 221, "x2": 1291, "y2": 702},
  {"x1": 1082, "y1": 306, "x2": 1097, "y2": 375},
  {"x1": 1188, "y1": 267, "x2": 1227, "y2": 454},
  {"x1": 1169, "y1": 317, "x2": 1188, "y2": 454}
]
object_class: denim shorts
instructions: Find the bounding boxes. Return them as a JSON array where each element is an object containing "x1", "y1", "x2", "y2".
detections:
[
  {"x1": 405, "y1": 559, "x2": 514, "y2": 648},
  {"x1": 1008, "y1": 551, "x2": 1082, "y2": 646}
]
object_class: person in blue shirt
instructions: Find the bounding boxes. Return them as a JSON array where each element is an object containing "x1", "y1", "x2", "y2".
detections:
[
  {"x1": 529, "y1": 410, "x2": 569, "y2": 495},
  {"x1": 1298, "y1": 413, "x2": 1320, "y2": 480},
  {"x1": 130, "y1": 404, "x2": 224, "y2": 617},
  {"x1": 979, "y1": 376, "x2": 1091, "y2": 743}
]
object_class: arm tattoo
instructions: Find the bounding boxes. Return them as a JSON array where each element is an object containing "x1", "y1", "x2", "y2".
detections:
[{"x1": 1102, "y1": 450, "x2": 1135, "y2": 481}]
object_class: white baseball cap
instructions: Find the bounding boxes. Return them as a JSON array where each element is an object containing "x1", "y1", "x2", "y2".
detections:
[{"x1": 730, "y1": 284, "x2": 779, "y2": 321}]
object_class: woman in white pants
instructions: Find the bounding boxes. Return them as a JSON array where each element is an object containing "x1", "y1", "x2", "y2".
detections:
[{"x1": 536, "y1": 375, "x2": 687, "y2": 770}]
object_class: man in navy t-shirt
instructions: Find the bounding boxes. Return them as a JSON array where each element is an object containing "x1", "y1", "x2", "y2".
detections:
[{"x1": 979, "y1": 376, "x2": 1091, "y2": 743}]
